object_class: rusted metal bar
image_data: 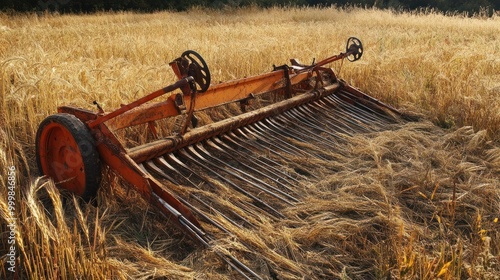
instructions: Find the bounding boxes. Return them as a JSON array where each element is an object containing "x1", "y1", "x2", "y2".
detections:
[
  {"x1": 106, "y1": 70, "x2": 312, "y2": 130},
  {"x1": 338, "y1": 80, "x2": 402, "y2": 118},
  {"x1": 87, "y1": 77, "x2": 194, "y2": 129}
]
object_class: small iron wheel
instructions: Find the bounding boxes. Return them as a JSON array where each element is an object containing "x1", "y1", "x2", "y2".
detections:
[
  {"x1": 36, "y1": 113, "x2": 101, "y2": 200},
  {"x1": 346, "y1": 37, "x2": 363, "y2": 62},
  {"x1": 181, "y1": 50, "x2": 211, "y2": 93}
]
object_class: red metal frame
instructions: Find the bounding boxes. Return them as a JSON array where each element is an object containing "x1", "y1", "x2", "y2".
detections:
[{"x1": 50, "y1": 45, "x2": 391, "y2": 243}]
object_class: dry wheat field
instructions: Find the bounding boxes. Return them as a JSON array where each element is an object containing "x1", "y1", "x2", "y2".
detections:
[{"x1": 1, "y1": 6, "x2": 500, "y2": 280}]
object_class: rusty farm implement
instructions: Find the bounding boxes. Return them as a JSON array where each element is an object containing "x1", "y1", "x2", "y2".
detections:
[{"x1": 36, "y1": 37, "x2": 404, "y2": 278}]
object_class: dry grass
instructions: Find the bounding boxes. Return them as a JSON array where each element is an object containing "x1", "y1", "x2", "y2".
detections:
[{"x1": 1, "y1": 6, "x2": 499, "y2": 279}]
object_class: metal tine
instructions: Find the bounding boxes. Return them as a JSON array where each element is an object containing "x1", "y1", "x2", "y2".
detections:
[
  {"x1": 301, "y1": 104, "x2": 374, "y2": 135},
  {"x1": 336, "y1": 90, "x2": 399, "y2": 123},
  {"x1": 296, "y1": 101, "x2": 373, "y2": 134},
  {"x1": 175, "y1": 194, "x2": 241, "y2": 233},
  {"x1": 180, "y1": 146, "x2": 288, "y2": 218},
  {"x1": 177, "y1": 148, "x2": 286, "y2": 219},
  {"x1": 190, "y1": 144, "x2": 298, "y2": 204},
  {"x1": 305, "y1": 99, "x2": 377, "y2": 133},
  {"x1": 250, "y1": 121, "x2": 320, "y2": 156},
  {"x1": 185, "y1": 194, "x2": 254, "y2": 231},
  {"x1": 216, "y1": 135, "x2": 305, "y2": 185},
  {"x1": 162, "y1": 154, "x2": 209, "y2": 188},
  {"x1": 144, "y1": 160, "x2": 235, "y2": 231},
  {"x1": 266, "y1": 115, "x2": 352, "y2": 161},
  {"x1": 152, "y1": 157, "x2": 256, "y2": 230},
  {"x1": 312, "y1": 98, "x2": 383, "y2": 129},
  {"x1": 323, "y1": 95, "x2": 387, "y2": 125},
  {"x1": 243, "y1": 124, "x2": 322, "y2": 160},
  {"x1": 286, "y1": 99, "x2": 358, "y2": 133},
  {"x1": 269, "y1": 114, "x2": 348, "y2": 152},
  {"x1": 164, "y1": 153, "x2": 266, "y2": 227},
  {"x1": 143, "y1": 160, "x2": 234, "y2": 226},
  {"x1": 226, "y1": 131, "x2": 320, "y2": 181},
  {"x1": 195, "y1": 142, "x2": 299, "y2": 202},
  {"x1": 264, "y1": 117, "x2": 341, "y2": 151},
  {"x1": 252, "y1": 120, "x2": 331, "y2": 161},
  {"x1": 209, "y1": 137, "x2": 301, "y2": 190},
  {"x1": 188, "y1": 227, "x2": 262, "y2": 280},
  {"x1": 325, "y1": 94, "x2": 391, "y2": 125},
  {"x1": 175, "y1": 193, "x2": 234, "y2": 233},
  {"x1": 167, "y1": 151, "x2": 283, "y2": 225},
  {"x1": 282, "y1": 108, "x2": 353, "y2": 137},
  {"x1": 258, "y1": 118, "x2": 333, "y2": 150},
  {"x1": 153, "y1": 192, "x2": 208, "y2": 246},
  {"x1": 178, "y1": 215, "x2": 210, "y2": 245},
  {"x1": 236, "y1": 127, "x2": 304, "y2": 158},
  {"x1": 309, "y1": 103, "x2": 375, "y2": 134},
  {"x1": 176, "y1": 196, "x2": 272, "y2": 280},
  {"x1": 168, "y1": 193, "x2": 266, "y2": 280},
  {"x1": 320, "y1": 97, "x2": 385, "y2": 128},
  {"x1": 192, "y1": 233, "x2": 263, "y2": 280},
  {"x1": 144, "y1": 160, "x2": 180, "y2": 184},
  {"x1": 218, "y1": 251, "x2": 264, "y2": 280},
  {"x1": 275, "y1": 109, "x2": 345, "y2": 140},
  {"x1": 225, "y1": 131, "x2": 296, "y2": 165},
  {"x1": 317, "y1": 93, "x2": 384, "y2": 124},
  {"x1": 205, "y1": 138, "x2": 299, "y2": 194},
  {"x1": 274, "y1": 110, "x2": 349, "y2": 161},
  {"x1": 138, "y1": 163, "x2": 149, "y2": 173},
  {"x1": 147, "y1": 176, "x2": 227, "y2": 245},
  {"x1": 256, "y1": 118, "x2": 311, "y2": 145},
  {"x1": 156, "y1": 193, "x2": 263, "y2": 280},
  {"x1": 311, "y1": 94, "x2": 378, "y2": 125}
]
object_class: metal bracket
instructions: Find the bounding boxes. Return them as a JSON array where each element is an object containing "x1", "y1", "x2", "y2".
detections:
[
  {"x1": 174, "y1": 93, "x2": 187, "y2": 114},
  {"x1": 172, "y1": 88, "x2": 198, "y2": 136},
  {"x1": 240, "y1": 93, "x2": 255, "y2": 112},
  {"x1": 273, "y1": 64, "x2": 293, "y2": 98},
  {"x1": 172, "y1": 93, "x2": 187, "y2": 135}
]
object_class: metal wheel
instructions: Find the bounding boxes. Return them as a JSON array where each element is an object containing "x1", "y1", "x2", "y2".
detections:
[
  {"x1": 346, "y1": 37, "x2": 363, "y2": 62},
  {"x1": 36, "y1": 113, "x2": 101, "y2": 200},
  {"x1": 181, "y1": 50, "x2": 211, "y2": 93}
]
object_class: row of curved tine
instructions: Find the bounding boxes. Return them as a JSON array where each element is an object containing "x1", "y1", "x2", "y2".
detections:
[{"x1": 140, "y1": 90, "x2": 399, "y2": 279}]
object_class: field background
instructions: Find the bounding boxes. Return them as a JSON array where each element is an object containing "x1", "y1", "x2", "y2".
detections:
[{"x1": 1, "y1": 6, "x2": 499, "y2": 279}]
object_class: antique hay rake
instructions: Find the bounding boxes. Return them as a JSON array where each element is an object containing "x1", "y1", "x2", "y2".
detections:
[{"x1": 36, "y1": 37, "x2": 403, "y2": 278}]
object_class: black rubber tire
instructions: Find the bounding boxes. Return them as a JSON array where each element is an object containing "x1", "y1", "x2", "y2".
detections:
[{"x1": 36, "y1": 113, "x2": 101, "y2": 200}]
